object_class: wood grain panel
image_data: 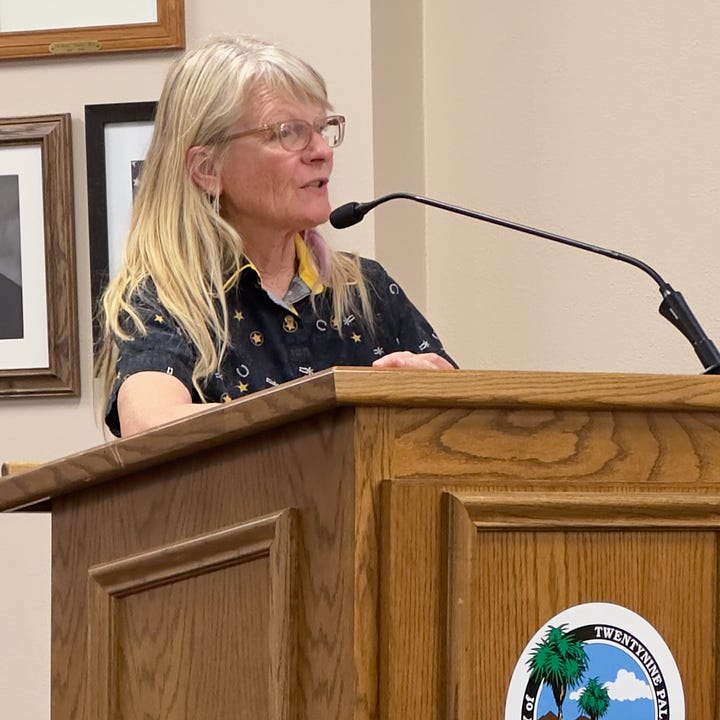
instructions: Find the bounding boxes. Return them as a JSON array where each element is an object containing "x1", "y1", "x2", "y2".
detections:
[
  {"x1": 8, "y1": 369, "x2": 720, "y2": 510},
  {"x1": 87, "y1": 510, "x2": 296, "y2": 720},
  {"x1": 389, "y1": 405, "x2": 720, "y2": 485},
  {"x1": 51, "y1": 407, "x2": 367, "y2": 720},
  {"x1": 456, "y1": 490, "x2": 720, "y2": 527},
  {"x1": 0, "y1": 371, "x2": 342, "y2": 511},
  {"x1": 351, "y1": 408, "x2": 393, "y2": 720},
  {"x1": 380, "y1": 484, "x2": 443, "y2": 719},
  {"x1": 0, "y1": 462, "x2": 38, "y2": 476},
  {"x1": 330, "y1": 367, "x2": 720, "y2": 412},
  {"x1": 13, "y1": 371, "x2": 720, "y2": 720},
  {"x1": 443, "y1": 490, "x2": 478, "y2": 720},
  {"x1": 443, "y1": 492, "x2": 718, "y2": 720}
]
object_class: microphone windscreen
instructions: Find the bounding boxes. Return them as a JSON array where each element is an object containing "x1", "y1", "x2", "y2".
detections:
[{"x1": 330, "y1": 202, "x2": 364, "y2": 229}]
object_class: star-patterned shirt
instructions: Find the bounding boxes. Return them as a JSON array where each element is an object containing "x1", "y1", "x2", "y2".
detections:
[{"x1": 106, "y1": 246, "x2": 456, "y2": 436}]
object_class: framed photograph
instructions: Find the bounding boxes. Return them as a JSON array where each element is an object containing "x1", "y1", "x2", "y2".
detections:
[
  {"x1": 85, "y1": 101, "x2": 156, "y2": 342},
  {"x1": 0, "y1": 114, "x2": 79, "y2": 398},
  {"x1": 0, "y1": 0, "x2": 184, "y2": 61}
]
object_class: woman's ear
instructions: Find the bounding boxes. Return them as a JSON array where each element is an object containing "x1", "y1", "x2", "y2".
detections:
[{"x1": 186, "y1": 146, "x2": 221, "y2": 197}]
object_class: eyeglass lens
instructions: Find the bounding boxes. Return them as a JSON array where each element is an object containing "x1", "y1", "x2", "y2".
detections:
[{"x1": 278, "y1": 117, "x2": 344, "y2": 151}]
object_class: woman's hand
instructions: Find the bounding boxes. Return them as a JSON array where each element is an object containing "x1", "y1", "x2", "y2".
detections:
[{"x1": 372, "y1": 351, "x2": 455, "y2": 370}]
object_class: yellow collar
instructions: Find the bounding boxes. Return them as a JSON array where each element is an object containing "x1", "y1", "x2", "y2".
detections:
[
  {"x1": 223, "y1": 234, "x2": 324, "y2": 293},
  {"x1": 294, "y1": 234, "x2": 323, "y2": 293}
]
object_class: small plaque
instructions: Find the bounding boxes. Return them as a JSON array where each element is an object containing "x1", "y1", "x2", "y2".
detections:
[{"x1": 49, "y1": 40, "x2": 102, "y2": 55}]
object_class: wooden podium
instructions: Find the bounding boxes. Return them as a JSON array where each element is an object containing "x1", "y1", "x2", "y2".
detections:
[{"x1": 2, "y1": 367, "x2": 719, "y2": 719}]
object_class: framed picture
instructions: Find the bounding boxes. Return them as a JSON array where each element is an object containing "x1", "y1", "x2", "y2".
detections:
[
  {"x1": 85, "y1": 101, "x2": 156, "y2": 342},
  {"x1": 0, "y1": 114, "x2": 79, "y2": 398},
  {"x1": 0, "y1": 0, "x2": 184, "y2": 61}
]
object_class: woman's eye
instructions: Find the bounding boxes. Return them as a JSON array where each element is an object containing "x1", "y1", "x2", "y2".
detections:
[{"x1": 279, "y1": 123, "x2": 299, "y2": 139}]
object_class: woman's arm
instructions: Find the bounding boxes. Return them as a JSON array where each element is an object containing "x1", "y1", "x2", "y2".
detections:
[{"x1": 117, "y1": 371, "x2": 220, "y2": 437}]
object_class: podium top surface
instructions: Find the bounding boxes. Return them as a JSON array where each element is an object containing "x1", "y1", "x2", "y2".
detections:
[{"x1": 2, "y1": 367, "x2": 720, "y2": 511}]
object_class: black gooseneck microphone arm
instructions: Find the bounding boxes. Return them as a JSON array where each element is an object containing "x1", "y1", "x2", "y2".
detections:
[{"x1": 329, "y1": 192, "x2": 720, "y2": 375}]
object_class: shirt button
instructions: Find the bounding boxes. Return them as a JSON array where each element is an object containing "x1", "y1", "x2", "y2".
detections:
[{"x1": 283, "y1": 314, "x2": 299, "y2": 333}]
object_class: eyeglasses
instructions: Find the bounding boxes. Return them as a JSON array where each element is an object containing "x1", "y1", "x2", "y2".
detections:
[{"x1": 226, "y1": 114, "x2": 345, "y2": 152}]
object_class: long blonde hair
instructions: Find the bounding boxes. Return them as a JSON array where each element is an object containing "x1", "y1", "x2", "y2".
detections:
[{"x1": 97, "y1": 35, "x2": 371, "y2": 403}]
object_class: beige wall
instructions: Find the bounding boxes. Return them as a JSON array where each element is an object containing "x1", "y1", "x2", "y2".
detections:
[
  {"x1": 4, "y1": 0, "x2": 720, "y2": 716},
  {"x1": 0, "y1": 513, "x2": 50, "y2": 719},
  {"x1": 370, "y1": 0, "x2": 427, "y2": 308},
  {"x1": 424, "y1": 0, "x2": 720, "y2": 373}
]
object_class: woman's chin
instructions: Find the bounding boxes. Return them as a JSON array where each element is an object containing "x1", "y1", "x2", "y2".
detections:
[{"x1": 306, "y1": 209, "x2": 331, "y2": 228}]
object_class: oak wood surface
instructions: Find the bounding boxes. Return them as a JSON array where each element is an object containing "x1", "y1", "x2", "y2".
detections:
[
  {"x1": 6, "y1": 369, "x2": 720, "y2": 719},
  {"x1": 51, "y1": 407, "x2": 369, "y2": 720},
  {"x1": 85, "y1": 510, "x2": 296, "y2": 719},
  {"x1": 0, "y1": 461, "x2": 38, "y2": 476},
  {"x1": 3, "y1": 367, "x2": 720, "y2": 510}
]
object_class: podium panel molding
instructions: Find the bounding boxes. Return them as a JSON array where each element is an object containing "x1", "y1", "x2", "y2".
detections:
[
  {"x1": 442, "y1": 491, "x2": 718, "y2": 719},
  {"x1": 87, "y1": 509, "x2": 298, "y2": 720}
]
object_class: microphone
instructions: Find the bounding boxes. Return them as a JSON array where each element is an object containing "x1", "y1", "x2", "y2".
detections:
[{"x1": 330, "y1": 192, "x2": 720, "y2": 375}]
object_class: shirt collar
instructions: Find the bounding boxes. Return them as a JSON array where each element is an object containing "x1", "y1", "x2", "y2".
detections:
[
  {"x1": 223, "y1": 234, "x2": 324, "y2": 294},
  {"x1": 293, "y1": 234, "x2": 323, "y2": 293}
]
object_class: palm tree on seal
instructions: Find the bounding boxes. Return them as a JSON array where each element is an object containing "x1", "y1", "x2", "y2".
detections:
[
  {"x1": 527, "y1": 624, "x2": 589, "y2": 720},
  {"x1": 577, "y1": 677, "x2": 611, "y2": 720}
]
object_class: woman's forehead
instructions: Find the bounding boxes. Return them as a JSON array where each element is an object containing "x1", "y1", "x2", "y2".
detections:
[{"x1": 245, "y1": 86, "x2": 325, "y2": 124}]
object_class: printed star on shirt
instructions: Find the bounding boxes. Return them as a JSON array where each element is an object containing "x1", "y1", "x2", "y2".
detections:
[
  {"x1": 154, "y1": 314, "x2": 165, "y2": 324},
  {"x1": 283, "y1": 315, "x2": 298, "y2": 333},
  {"x1": 234, "y1": 310, "x2": 244, "y2": 321},
  {"x1": 237, "y1": 381, "x2": 249, "y2": 393},
  {"x1": 250, "y1": 331, "x2": 264, "y2": 346},
  {"x1": 351, "y1": 332, "x2": 362, "y2": 343}
]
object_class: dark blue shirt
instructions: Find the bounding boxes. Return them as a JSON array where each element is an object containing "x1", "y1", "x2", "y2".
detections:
[{"x1": 106, "y1": 253, "x2": 455, "y2": 436}]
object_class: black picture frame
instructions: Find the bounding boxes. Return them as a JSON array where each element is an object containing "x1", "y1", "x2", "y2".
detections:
[{"x1": 85, "y1": 101, "x2": 156, "y2": 343}]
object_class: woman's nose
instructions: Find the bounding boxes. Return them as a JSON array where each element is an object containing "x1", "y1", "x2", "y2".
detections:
[{"x1": 304, "y1": 130, "x2": 334, "y2": 160}]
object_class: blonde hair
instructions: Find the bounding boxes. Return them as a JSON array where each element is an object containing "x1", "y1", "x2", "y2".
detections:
[{"x1": 97, "y1": 35, "x2": 371, "y2": 403}]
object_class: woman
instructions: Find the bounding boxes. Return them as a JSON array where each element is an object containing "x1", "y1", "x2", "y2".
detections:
[{"x1": 97, "y1": 35, "x2": 455, "y2": 438}]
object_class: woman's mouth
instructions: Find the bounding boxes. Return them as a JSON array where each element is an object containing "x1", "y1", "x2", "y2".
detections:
[{"x1": 303, "y1": 178, "x2": 328, "y2": 189}]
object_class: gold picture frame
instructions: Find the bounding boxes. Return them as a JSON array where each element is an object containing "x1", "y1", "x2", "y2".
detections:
[{"x1": 0, "y1": 0, "x2": 184, "y2": 61}]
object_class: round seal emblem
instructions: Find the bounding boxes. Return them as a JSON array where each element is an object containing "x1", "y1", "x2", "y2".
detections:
[{"x1": 505, "y1": 603, "x2": 684, "y2": 720}]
